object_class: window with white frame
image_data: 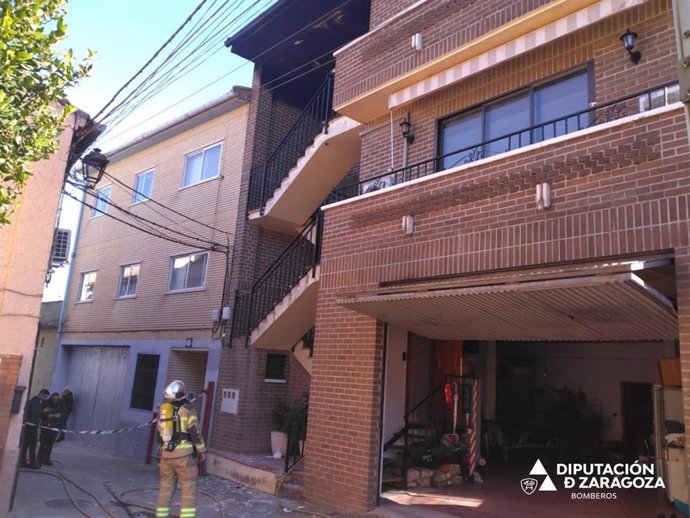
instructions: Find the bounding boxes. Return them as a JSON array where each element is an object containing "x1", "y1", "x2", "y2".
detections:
[
  {"x1": 439, "y1": 69, "x2": 591, "y2": 170},
  {"x1": 132, "y1": 169, "x2": 154, "y2": 203},
  {"x1": 182, "y1": 143, "x2": 221, "y2": 187},
  {"x1": 168, "y1": 252, "x2": 207, "y2": 291},
  {"x1": 117, "y1": 263, "x2": 140, "y2": 298},
  {"x1": 78, "y1": 271, "x2": 97, "y2": 301},
  {"x1": 90, "y1": 185, "x2": 111, "y2": 217}
]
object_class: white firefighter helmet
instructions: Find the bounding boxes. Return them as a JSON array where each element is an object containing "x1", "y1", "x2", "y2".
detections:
[{"x1": 163, "y1": 380, "x2": 186, "y2": 401}]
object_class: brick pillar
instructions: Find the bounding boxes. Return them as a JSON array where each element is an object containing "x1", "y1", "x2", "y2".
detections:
[
  {"x1": 676, "y1": 249, "x2": 690, "y2": 491},
  {"x1": 0, "y1": 354, "x2": 22, "y2": 511},
  {"x1": 304, "y1": 293, "x2": 384, "y2": 512}
]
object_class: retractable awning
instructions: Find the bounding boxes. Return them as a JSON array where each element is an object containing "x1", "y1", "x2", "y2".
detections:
[{"x1": 337, "y1": 257, "x2": 677, "y2": 342}]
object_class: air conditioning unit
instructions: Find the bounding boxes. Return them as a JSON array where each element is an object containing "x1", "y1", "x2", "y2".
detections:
[{"x1": 51, "y1": 228, "x2": 71, "y2": 265}]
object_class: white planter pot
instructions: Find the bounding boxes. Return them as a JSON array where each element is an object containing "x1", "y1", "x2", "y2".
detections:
[{"x1": 271, "y1": 431, "x2": 288, "y2": 457}]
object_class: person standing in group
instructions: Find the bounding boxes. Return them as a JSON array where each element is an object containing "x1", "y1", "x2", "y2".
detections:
[
  {"x1": 56, "y1": 386, "x2": 74, "y2": 442},
  {"x1": 21, "y1": 389, "x2": 49, "y2": 468},
  {"x1": 37, "y1": 392, "x2": 62, "y2": 466},
  {"x1": 155, "y1": 380, "x2": 206, "y2": 518}
]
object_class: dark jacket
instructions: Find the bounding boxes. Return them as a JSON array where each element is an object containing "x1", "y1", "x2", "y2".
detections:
[
  {"x1": 24, "y1": 396, "x2": 45, "y2": 425},
  {"x1": 62, "y1": 392, "x2": 74, "y2": 415},
  {"x1": 41, "y1": 399, "x2": 63, "y2": 428}
]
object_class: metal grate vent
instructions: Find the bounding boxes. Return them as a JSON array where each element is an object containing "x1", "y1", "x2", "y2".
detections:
[{"x1": 51, "y1": 228, "x2": 71, "y2": 265}]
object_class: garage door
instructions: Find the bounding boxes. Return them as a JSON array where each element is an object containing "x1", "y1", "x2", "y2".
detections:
[{"x1": 63, "y1": 346, "x2": 128, "y2": 451}]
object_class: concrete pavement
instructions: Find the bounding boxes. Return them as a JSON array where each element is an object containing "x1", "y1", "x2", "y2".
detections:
[
  {"x1": 8, "y1": 438, "x2": 458, "y2": 518},
  {"x1": 8, "y1": 439, "x2": 326, "y2": 518}
]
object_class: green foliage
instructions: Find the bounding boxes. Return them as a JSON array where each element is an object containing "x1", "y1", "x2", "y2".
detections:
[
  {"x1": 272, "y1": 395, "x2": 309, "y2": 437},
  {"x1": 0, "y1": 0, "x2": 91, "y2": 225}
]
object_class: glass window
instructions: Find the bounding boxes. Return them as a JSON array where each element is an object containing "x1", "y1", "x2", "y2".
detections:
[
  {"x1": 484, "y1": 93, "x2": 530, "y2": 158},
  {"x1": 117, "y1": 263, "x2": 140, "y2": 298},
  {"x1": 132, "y1": 169, "x2": 154, "y2": 203},
  {"x1": 90, "y1": 186, "x2": 111, "y2": 217},
  {"x1": 439, "y1": 69, "x2": 591, "y2": 171},
  {"x1": 78, "y1": 271, "x2": 97, "y2": 301},
  {"x1": 533, "y1": 71, "x2": 589, "y2": 141},
  {"x1": 130, "y1": 354, "x2": 159, "y2": 410},
  {"x1": 168, "y1": 252, "x2": 207, "y2": 291},
  {"x1": 440, "y1": 111, "x2": 482, "y2": 170},
  {"x1": 265, "y1": 354, "x2": 287, "y2": 381},
  {"x1": 183, "y1": 143, "x2": 221, "y2": 186}
]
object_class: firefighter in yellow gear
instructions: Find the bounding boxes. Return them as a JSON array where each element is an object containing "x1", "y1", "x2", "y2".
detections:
[{"x1": 155, "y1": 380, "x2": 207, "y2": 518}]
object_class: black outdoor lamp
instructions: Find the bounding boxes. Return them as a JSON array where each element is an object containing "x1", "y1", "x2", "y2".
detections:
[
  {"x1": 620, "y1": 28, "x2": 641, "y2": 65},
  {"x1": 81, "y1": 148, "x2": 109, "y2": 188},
  {"x1": 400, "y1": 118, "x2": 415, "y2": 145}
]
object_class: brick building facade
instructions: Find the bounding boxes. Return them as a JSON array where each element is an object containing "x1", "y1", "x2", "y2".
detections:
[{"x1": 216, "y1": 0, "x2": 690, "y2": 513}]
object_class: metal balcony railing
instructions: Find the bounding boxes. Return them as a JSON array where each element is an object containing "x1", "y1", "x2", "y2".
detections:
[
  {"x1": 231, "y1": 212, "x2": 324, "y2": 342},
  {"x1": 332, "y1": 82, "x2": 680, "y2": 201},
  {"x1": 247, "y1": 72, "x2": 337, "y2": 214}
]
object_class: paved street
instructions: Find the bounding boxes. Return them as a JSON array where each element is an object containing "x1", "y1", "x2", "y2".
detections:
[{"x1": 9, "y1": 439, "x2": 325, "y2": 518}]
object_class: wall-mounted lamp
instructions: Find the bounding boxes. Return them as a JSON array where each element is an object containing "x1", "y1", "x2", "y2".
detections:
[
  {"x1": 620, "y1": 28, "x2": 641, "y2": 65},
  {"x1": 402, "y1": 215, "x2": 414, "y2": 236},
  {"x1": 411, "y1": 33, "x2": 423, "y2": 52},
  {"x1": 400, "y1": 118, "x2": 415, "y2": 145},
  {"x1": 185, "y1": 337, "x2": 194, "y2": 348},
  {"x1": 80, "y1": 148, "x2": 109, "y2": 188},
  {"x1": 535, "y1": 182, "x2": 551, "y2": 210}
]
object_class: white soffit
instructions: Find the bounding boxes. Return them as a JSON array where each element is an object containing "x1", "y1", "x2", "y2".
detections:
[
  {"x1": 388, "y1": 0, "x2": 646, "y2": 110},
  {"x1": 338, "y1": 272, "x2": 677, "y2": 342}
]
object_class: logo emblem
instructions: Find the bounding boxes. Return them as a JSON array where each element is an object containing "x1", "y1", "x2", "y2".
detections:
[
  {"x1": 521, "y1": 478, "x2": 538, "y2": 495},
  {"x1": 520, "y1": 459, "x2": 558, "y2": 494}
]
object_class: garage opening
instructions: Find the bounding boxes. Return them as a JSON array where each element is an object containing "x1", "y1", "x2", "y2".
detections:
[{"x1": 342, "y1": 254, "x2": 684, "y2": 517}]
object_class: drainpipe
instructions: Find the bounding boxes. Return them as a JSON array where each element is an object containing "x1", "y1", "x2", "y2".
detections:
[{"x1": 52, "y1": 187, "x2": 85, "y2": 390}]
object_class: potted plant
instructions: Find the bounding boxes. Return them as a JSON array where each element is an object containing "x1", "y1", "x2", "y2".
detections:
[{"x1": 271, "y1": 399, "x2": 290, "y2": 457}]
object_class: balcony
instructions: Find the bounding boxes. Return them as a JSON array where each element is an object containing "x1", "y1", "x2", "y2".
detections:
[
  {"x1": 247, "y1": 73, "x2": 361, "y2": 233},
  {"x1": 334, "y1": 0, "x2": 635, "y2": 123},
  {"x1": 328, "y1": 83, "x2": 680, "y2": 203}
]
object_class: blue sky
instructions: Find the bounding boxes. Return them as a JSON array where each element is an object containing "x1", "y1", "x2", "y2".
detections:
[
  {"x1": 44, "y1": 0, "x2": 275, "y2": 301},
  {"x1": 60, "y1": 0, "x2": 274, "y2": 150}
]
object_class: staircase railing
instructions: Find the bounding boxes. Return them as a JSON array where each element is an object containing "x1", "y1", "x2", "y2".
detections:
[
  {"x1": 285, "y1": 404, "x2": 308, "y2": 472},
  {"x1": 233, "y1": 212, "x2": 324, "y2": 344},
  {"x1": 333, "y1": 81, "x2": 679, "y2": 202},
  {"x1": 248, "y1": 72, "x2": 337, "y2": 214},
  {"x1": 384, "y1": 376, "x2": 474, "y2": 473}
]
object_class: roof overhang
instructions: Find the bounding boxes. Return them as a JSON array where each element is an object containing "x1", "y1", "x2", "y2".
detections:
[
  {"x1": 225, "y1": 0, "x2": 370, "y2": 71},
  {"x1": 338, "y1": 257, "x2": 677, "y2": 342}
]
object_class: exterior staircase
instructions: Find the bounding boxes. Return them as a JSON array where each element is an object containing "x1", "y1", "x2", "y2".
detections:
[
  {"x1": 382, "y1": 377, "x2": 475, "y2": 489},
  {"x1": 233, "y1": 71, "x2": 361, "y2": 352},
  {"x1": 231, "y1": 212, "x2": 323, "y2": 349},
  {"x1": 248, "y1": 115, "x2": 361, "y2": 233}
]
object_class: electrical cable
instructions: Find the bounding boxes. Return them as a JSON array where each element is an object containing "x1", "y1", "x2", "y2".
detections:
[
  {"x1": 102, "y1": 175, "x2": 215, "y2": 243},
  {"x1": 91, "y1": 0, "x2": 211, "y2": 121},
  {"x1": 80, "y1": 181, "x2": 227, "y2": 249},
  {"x1": 101, "y1": 169, "x2": 232, "y2": 237},
  {"x1": 80, "y1": 184, "x2": 226, "y2": 250},
  {"x1": 89, "y1": 0, "x2": 355, "y2": 149},
  {"x1": 98, "y1": 0, "x2": 266, "y2": 128},
  {"x1": 62, "y1": 189, "x2": 221, "y2": 252}
]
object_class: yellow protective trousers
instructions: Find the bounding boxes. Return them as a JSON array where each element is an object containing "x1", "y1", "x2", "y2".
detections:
[{"x1": 155, "y1": 454, "x2": 198, "y2": 518}]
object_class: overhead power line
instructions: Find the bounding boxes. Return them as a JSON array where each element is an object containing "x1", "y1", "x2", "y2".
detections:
[
  {"x1": 101, "y1": 170, "x2": 232, "y2": 238},
  {"x1": 93, "y1": 0, "x2": 355, "y2": 148},
  {"x1": 92, "y1": 0, "x2": 212, "y2": 121},
  {"x1": 63, "y1": 188, "x2": 225, "y2": 252}
]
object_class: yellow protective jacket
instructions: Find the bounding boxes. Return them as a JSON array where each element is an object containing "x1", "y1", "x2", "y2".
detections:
[{"x1": 160, "y1": 403, "x2": 207, "y2": 459}]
